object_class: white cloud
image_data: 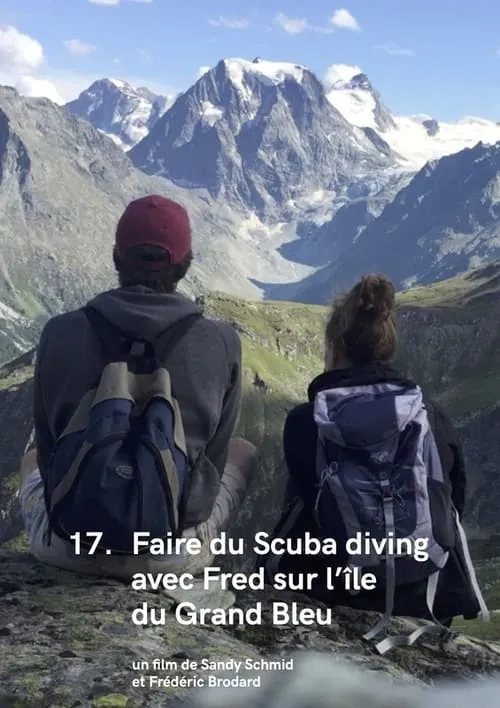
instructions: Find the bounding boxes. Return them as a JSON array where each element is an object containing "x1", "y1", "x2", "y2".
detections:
[
  {"x1": 323, "y1": 63, "x2": 362, "y2": 90},
  {"x1": 0, "y1": 24, "x2": 175, "y2": 107},
  {"x1": 0, "y1": 25, "x2": 63, "y2": 103},
  {"x1": 0, "y1": 25, "x2": 45, "y2": 74},
  {"x1": 275, "y1": 13, "x2": 310, "y2": 35},
  {"x1": 274, "y1": 12, "x2": 333, "y2": 35},
  {"x1": 208, "y1": 16, "x2": 250, "y2": 29},
  {"x1": 0, "y1": 64, "x2": 85, "y2": 104},
  {"x1": 64, "y1": 39, "x2": 97, "y2": 57},
  {"x1": 330, "y1": 8, "x2": 361, "y2": 31},
  {"x1": 374, "y1": 42, "x2": 415, "y2": 56},
  {"x1": 15, "y1": 76, "x2": 65, "y2": 104}
]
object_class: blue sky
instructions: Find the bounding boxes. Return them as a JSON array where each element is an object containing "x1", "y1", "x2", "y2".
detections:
[{"x1": 1, "y1": 0, "x2": 500, "y2": 120}]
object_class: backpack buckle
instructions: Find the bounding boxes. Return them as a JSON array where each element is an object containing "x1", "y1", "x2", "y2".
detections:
[
  {"x1": 379, "y1": 476, "x2": 393, "y2": 502},
  {"x1": 130, "y1": 341, "x2": 146, "y2": 357},
  {"x1": 372, "y1": 451, "x2": 390, "y2": 465}
]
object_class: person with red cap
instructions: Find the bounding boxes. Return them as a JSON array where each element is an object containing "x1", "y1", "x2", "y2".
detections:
[{"x1": 19, "y1": 195, "x2": 257, "y2": 579}]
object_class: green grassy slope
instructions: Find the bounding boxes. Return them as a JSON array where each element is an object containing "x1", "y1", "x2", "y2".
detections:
[
  {"x1": 203, "y1": 294, "x2": 326, "y2": 394},
  {"x1": 204, "y1": 259, "x2": 500, "y2": 410},
  {"x1": 397, "y1": 260, "x2": 500, "y2": 308},
  {"x1": 397, "y1": 262, "x2": 500, "y2": 417}
]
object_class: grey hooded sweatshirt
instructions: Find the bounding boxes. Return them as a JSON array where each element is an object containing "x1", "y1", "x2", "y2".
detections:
[{"x1": 33, "y1": 286, "x2": 242, "y2": 527}]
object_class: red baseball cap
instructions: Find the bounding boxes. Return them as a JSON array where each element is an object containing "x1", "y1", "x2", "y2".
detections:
[{"x1": 115, "y1": 195, "x2": 192, "y2": 266}]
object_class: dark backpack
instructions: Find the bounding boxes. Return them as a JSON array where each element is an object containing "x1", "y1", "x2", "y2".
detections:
[
  {"x1": 311, "y1": 381, "x2": 489, "y2": 652},
  {"x1": 265, "y1": 382, "x2": 489, "y2": 654},
  {"x1": 44, "y1": 307, "x2": 200, "y2": 555}
]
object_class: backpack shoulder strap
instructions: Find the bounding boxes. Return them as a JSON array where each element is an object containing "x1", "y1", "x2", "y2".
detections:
[
  {"x1": 422, "y1": 395, "x2": 438, "y2": 433},
  {"x1": 155, "y1": 312, "x2": 202, "y2": 360}
]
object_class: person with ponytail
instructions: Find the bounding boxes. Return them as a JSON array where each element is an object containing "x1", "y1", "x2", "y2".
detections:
[{"x1": 262, "y1": 274, "x2": 486, "y2": 648}]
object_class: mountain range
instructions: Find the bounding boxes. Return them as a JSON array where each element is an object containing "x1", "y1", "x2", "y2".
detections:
[
  {"x1": 69, "y1": 61, "x2": 500, "y2": 172},
  {"x1": 266, "y1": 139, "x2": 500, "y2": 302},
  {"x1": 0, "y1": 55, "x2": 497, "y2": 334},
  {"x1": 66, "y1": 78, "x2": 173, "y2": 150},
  {"x1": 62, "y1": 58, "x2": 500, "y2": 302},
  {"x1": 129, "y1": 59, "x2": 394, "y2": 220},
  {"x1": 0, "y1": 80, "x2": 321, "y2": 363},
  {"x1": 324, "y1": 66, "x2": 500, "y2": 169}
]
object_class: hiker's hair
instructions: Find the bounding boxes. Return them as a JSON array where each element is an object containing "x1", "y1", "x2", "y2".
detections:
[
  {"x1": 113, "y1": 245, "x2": 193, "y2": 293},
  {"x1": 325, "y1": 274, "x2": 397, "y2": 368}
]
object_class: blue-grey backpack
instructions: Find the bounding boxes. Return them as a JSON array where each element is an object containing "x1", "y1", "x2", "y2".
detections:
[
  {"x1": 313, "y1": 381, "x2": 489, "y2": 653},
  {"x1": 44, "y1": 306, "x2": 201, "y2": 555}
]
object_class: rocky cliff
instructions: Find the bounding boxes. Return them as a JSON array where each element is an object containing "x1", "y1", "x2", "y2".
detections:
[
  {"x1": 129, "y1": 58, "x2": 393, "y2": 220},
  {"x1": 395, "y1": 264, "x2": 500, "y2": 537},
  {"x1": 0, "y1": 84, "x2": 291, "y2": 344},
  {"x1": 289, "y1": 144, "x2": 500, "y2": 303},
  {"x1": 66, "y1": 79, "x2": 171, "y2": 150}
]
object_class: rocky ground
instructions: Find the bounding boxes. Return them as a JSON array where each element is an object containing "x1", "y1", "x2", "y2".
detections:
[{"x1": 1, "y1": 551, "x2": 500, "y2": 708}]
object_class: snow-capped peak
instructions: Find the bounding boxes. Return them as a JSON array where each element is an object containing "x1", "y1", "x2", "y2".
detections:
[
  {"x1": 65, "y1": 78, "x2": 173, "y2": 150},
  {"x1": 130, "y1": 55, "x2": 393, "y2": 220},
  {"x1": 325, "y1": 63, "x2": 396, "y2": 133},
  {"x1": 323, "y1": 63, "x2": 500, "y2": 169},
  {"x1": 411, "y1": 113, "x2": 434, "y2": 123},
  {"x1": 88, "y1": 78, "x2": 139, "y2": 97},
  {"x1": 386, "y1": 114, "x2": 500, "y2": 168},
  {"x1": 222, "y1": 57, "x2": 307, "y2": 87},
  {"x1": 344, "y1": 73, "x2": 373, "y2": 91},
  {"x1": 186, "y1": 57, "x2": 324, "y2": 135},
  {"x1": 324, "y1": 63, "x2": 361, "y2": 89},
  {"x1": 109, "y1": 78, "x2": 131, "y2": 91},
  {"x1": 108, "y1": 78, "x2": 127, "y2": 90}
]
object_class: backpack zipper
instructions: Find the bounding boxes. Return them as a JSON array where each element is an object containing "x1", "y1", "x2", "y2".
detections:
[{"x1": 141, "y1": 436, "x2": 178, "y2": 537}]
